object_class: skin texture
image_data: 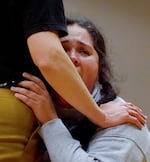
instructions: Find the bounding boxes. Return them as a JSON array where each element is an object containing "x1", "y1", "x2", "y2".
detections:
[{"x1": 11, "y1": 24, "x2": 147, "y2": 128}]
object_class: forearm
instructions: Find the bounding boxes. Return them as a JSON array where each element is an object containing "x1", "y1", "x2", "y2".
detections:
[
  {"x1": 40, "y1": 119, "x2": 145, "y2": 162},
  {"x1": 27, "y1": 31, "x2": 105, "y2": 126},
  {"x1": 40, "y1": 119, "x2": 100, "y2": 162}
]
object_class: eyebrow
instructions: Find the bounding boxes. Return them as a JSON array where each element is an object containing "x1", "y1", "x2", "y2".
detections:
[{"x1": 61, "y1": 40, "x2": 94, "y2": 51}]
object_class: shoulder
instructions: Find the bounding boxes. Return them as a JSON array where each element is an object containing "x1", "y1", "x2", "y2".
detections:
[{"x1": 93, "y1": 123, "x2": 150, "y2": 159}]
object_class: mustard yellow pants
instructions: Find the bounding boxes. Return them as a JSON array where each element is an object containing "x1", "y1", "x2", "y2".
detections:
[{"x1": 0, "y1": 88, "x2": 44, "y2": 162}]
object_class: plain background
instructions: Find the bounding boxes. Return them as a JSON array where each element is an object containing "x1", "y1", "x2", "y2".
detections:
[{"x1": 63, "y1": 0, "x2": 150, "y2": 129}]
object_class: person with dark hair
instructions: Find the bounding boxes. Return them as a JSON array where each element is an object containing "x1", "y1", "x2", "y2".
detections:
[
  {"x1": 1, "y1": 1, "x2": 143, "y2": 161},
  {"x1": 11, "y1": 16, "x2": 150, "y2": 162}
]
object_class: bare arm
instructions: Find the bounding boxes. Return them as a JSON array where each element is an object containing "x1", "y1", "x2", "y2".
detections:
[{"x1": 27, "y1": 31, "x2": 106, "y2": 126}]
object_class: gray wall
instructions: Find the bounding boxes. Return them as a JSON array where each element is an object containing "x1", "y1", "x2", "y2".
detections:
[{"x1": 63, "y1": 0, "x2": 150, "y2": 128}]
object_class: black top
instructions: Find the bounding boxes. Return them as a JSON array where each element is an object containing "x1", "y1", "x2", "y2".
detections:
[{"x1": 1, "y1": 0, "x2": 67, "y2": 87}]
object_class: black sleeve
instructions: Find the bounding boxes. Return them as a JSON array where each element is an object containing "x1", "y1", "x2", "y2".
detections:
[{"x1": 22, "y1": 0, "x2": 68, "y2": 38}]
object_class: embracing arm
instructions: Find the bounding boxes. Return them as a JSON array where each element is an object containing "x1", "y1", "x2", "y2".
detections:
[
  {"x1": 27, "y1": 33, "x2": 146, "y2": 128},
  {"x1": 27, "y1": 31, "x2": 106, "y2": 126},
  {"x1": 11, "y1": 72, "x2": 147, "y2": 128}
]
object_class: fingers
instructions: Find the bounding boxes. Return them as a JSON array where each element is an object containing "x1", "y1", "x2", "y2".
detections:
[
  {"x1": 16, "y1": 72, "x2": 46, "y2": 95},
  {"x1": 127, "y1": 115, "x2": 144, "y2": 129},
  {"x1": 127, "y1": 116, "x2": 142, "y2": 129},
  {"x1": 125, "y1": 102, "x2": 143, "y2": 113},
  {"x1": 10, "y1": 86, "x2": 38, "y2": 110},
  {"x1": 10, "y1": 86, "x2": 38, "y2": 101},
  {"x1": 22, "y1": 72, "x2": 46, "y2": 89},
  {"x1": 128, "y1": 108, "x2": 147, "y2": 124},
  {"x1": 10, "y1": 72, "x2": 51, "y2": 109},
  {"x1": 14, "y1": 91, "x2": 36, "y2": 108},
  {"x1": 123, "y1": 102, "x2": 147, "y2": 128},
  {"x1": 18, "y1": 80, "x2": 42, "y2": 95},
  {"x1": 125, "y1": 102, "x2": 147, "y2": 119}
]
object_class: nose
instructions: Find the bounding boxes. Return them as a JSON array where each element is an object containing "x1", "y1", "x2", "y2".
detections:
[{"x1": 69, "y1": 50, "x2": 79, "y2": 66}]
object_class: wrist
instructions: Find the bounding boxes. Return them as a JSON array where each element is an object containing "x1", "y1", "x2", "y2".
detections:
[
  {"x1": 40, "y1": 115, "x2": 58, "y2": 125},
  {"x1": 88, "y1": 105, "x2": 106, "y2": 127}
]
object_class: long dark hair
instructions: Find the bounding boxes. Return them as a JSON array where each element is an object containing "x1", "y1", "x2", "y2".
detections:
[{"x1": 66, "y1": 16, "x2": 117, "y2": 105}]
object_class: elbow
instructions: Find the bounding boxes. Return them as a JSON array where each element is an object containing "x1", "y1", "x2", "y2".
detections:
[
  {"x1": 35, "y1": 49, "x2": 67, "y2": 73},
  {"x1": 35, "y1": 54, "x2": 56, "y2": 73}
]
